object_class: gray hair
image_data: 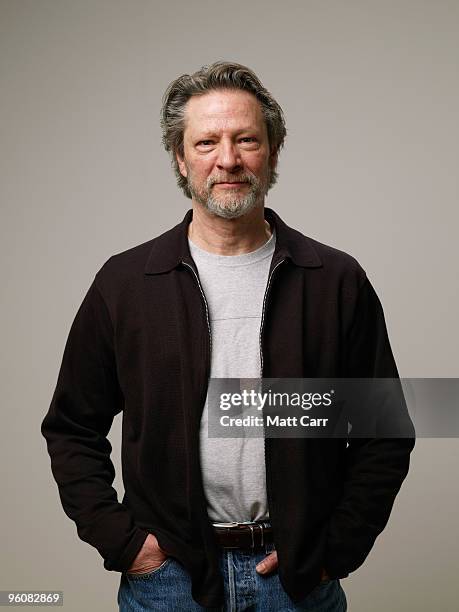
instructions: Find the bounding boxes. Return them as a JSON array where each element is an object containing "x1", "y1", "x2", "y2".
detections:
[{"x1": 160, "y1": 61, "x2": 287, "y2": 198}]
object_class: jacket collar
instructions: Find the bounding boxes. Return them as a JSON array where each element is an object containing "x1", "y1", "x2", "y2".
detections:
[{"x1": 144, "y1": 207, "x2": 322, "y2": 274}]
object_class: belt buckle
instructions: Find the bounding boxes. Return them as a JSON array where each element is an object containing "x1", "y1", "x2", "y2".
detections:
[
  {"x1": 258, "y1": 522, "x2": 264, "y2": 548},
  {"x1": 212, "y1": 521, "x2": 264, "y2": 550},
  {"x1": 249, "y1": 522, "x2": 264, "y2": 548}
]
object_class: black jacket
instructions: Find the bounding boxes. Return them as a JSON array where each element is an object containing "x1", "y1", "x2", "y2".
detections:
[{"x1": 41, "y1": 208, "x2": 415, "y2": 607}]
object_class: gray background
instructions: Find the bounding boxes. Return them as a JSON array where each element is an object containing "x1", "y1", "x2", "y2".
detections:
[{"x1": 1, "y1": 0, "x2": 458, "y2": 610}]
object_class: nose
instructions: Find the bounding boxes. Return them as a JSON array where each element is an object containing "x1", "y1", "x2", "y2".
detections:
[{"x1": 216, "y1": 140, "x2": 242, "y2": 172}]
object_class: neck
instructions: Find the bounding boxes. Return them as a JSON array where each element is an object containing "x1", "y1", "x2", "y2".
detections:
[{"x1": 188, "y1": 202, "x2": 272, "y2": 255}]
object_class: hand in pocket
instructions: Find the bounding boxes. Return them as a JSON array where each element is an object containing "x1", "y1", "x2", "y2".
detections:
[{"x1": 126, "y1": 533, "x2": 168, "y2": 575}]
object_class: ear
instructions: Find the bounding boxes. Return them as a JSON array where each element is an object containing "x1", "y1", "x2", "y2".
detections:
[{"x1": 176, "y1": 150, "x2": 187, "y2": 178}]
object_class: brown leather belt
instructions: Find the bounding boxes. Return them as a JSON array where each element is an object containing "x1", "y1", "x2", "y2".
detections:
[{"x1": 212, "y1": 521, "x2": 273, "y2": 550}]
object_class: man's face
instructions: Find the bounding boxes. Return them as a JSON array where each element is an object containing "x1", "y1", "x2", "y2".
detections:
[{"x1": 176, "y1": 89, "x2": 277, "y2": 219}]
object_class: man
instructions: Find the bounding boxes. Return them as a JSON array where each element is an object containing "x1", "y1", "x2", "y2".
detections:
[{"x1": 41, "y1": 61, "x2": 415, "y2": 611}]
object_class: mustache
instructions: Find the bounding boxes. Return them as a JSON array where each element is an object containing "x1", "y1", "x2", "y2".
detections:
[{"x1": 207, "y1": 174, "x2": 257, "y2": 187}]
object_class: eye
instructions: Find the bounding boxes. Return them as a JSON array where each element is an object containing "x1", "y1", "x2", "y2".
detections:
[
  {"x1": 197, "y1": 140, "x2": 214, "y2": 146},
  {"x1": 240, "y1": 137, "x2": 256, "y2": 143}
]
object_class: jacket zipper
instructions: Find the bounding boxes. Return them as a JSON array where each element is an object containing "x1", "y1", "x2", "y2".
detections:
[
  {"x1": 182, "y1": 261, "x2": 212, "y2": 358},
  {"x1": 259, "y1": 259, "x2": 285, "y2": 376},
  {"x1": 181, "y1": 260, "x2": 213, "y2": 531},
  {"x1": 259, "y1": 258, "x2": 286, "y2": 539}
]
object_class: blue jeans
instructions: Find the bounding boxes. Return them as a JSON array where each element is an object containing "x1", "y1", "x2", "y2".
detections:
[{"x1": 118, "y1": 542, "x2": 347, "y2": 611}]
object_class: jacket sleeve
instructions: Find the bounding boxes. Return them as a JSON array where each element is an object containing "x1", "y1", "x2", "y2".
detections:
[
  {"x1": 41, "y1": 276, "x2": 149, "y2": 571},
  {"x1": 323, "y1": 275, "x2": 415, "y2": 578}
]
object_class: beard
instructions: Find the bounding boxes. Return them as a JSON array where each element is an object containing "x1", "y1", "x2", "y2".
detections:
[{"x1": 185, "y1": 164, "x2": 270, "y2": 219}]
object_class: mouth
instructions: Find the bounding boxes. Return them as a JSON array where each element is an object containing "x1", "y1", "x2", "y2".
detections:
[{"x1": 214, "y1": 181, "x2": 248, "y2": 187}]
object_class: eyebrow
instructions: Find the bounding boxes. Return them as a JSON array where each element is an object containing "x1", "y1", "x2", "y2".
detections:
[{"x1": 193, "y1": 128, "x2": 261, "y2": 139}]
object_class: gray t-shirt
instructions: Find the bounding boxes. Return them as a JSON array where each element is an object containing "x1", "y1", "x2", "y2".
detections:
[{"x1": 189, "y1": 231, "x2": 276, "y2": 523}]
